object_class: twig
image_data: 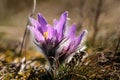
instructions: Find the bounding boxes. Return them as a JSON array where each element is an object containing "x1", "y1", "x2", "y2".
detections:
[
  {"x1": 18, "y1": 0, "x2": 36, "y2": 56},
  {"x1": 114, "y1": 37, "x2": 120, "y2": 55},
  {"x1": 92, "y1": 0, "x2": 102, "y2": 46}
]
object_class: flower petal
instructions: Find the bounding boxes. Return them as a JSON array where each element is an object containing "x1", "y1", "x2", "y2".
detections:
[
  {"x1": 76, "y1": 30, "x2": 87, "y2": 47},
  {"x1": 37, "y1": 13, "x2": 48, "y2": 33},
  {"x1": 38, "y1": 13, "x2": 47, "y2": 26},
  {"x1": 67, "y1": 23, "x2": 76, "y2": 38},
  {"x1": 28, "y1": 26, "x2": 44, "y2": 42},
  {"x1": 54, "y1": 11, "x2": 68, "y2": 41},
  {"x1": 29, "y1": 17, "x2": 39, "y2": 27},
  {"x1": 46, "y1": 24, "x2": 54, "y2": 39},
  {"x1": 53, "y1": 19, "x2": 58, "y2": 26}
]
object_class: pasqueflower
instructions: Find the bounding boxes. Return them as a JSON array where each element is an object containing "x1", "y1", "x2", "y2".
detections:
[{"x1": 28, "y1": 11, "x2": 87, "y2": 67}]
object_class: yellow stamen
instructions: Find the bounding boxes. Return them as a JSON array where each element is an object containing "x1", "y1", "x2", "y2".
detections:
[{"x1": 43, "y1": 32, "x2": 48, "y2": 39}]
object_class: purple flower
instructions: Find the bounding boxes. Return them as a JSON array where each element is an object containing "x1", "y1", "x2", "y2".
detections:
[{"x1": 28, "y1": 11, "x2": 87, "y2": 68}]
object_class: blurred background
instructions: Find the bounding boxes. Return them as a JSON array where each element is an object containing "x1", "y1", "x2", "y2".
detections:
[{"x1": 0, "y1": 0, "x2": 120, "y2": 54}]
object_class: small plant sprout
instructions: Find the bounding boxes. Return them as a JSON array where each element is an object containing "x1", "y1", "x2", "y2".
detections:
[{"x1": 28, "y1": 11, "x2": 87, "y2": 70}]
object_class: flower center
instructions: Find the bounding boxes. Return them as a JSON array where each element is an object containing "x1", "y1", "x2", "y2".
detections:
[{"x1": 43, "y1": 32, "x2": 48, "y2": 39}]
